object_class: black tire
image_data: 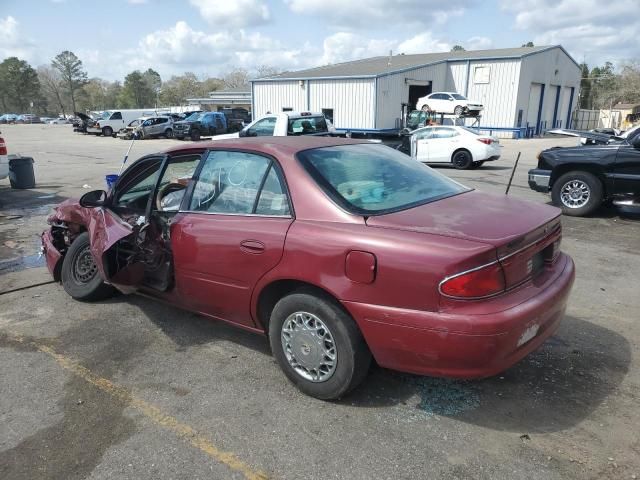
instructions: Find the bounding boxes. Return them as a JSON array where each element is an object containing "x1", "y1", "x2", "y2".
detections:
[
  {"x1": 470, "y1": 161, "x2": 485, "y2": 169},
  {"x1": 102, "y1": 126, "x2": 113, "y2": 137},
  {"x1": 551, "y1": 171, "x2": 603, "y2": 216},
  {"x1": 269, "y1": 290, "x2": 372, "y2": 400},
  {"x1": 454, "y1": 105, "x2": 464, "y2": 115},
  {"x1": 452, "y1": 149, "x2": 473, "y2": 169},
  {"x1": 61, "y1": 232, "x2": 115, "y2": 301},
  {"x1": 164, "y1": 128, "x2": 173, "y2": 139},
  {"x1": 190, "y1": 129, "x2": 200, "y2": 141},
  {"x1": 176, "y1": 136, "x2": 184, "y2": 140}
]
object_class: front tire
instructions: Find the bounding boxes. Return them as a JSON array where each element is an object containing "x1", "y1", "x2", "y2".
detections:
[
  {"x1": 454, "y1": 105, "x2": 464, "y2": 115},
  {"x1": 102, "y1": 126, "x2": 113, "y2": 137},
  {"x1": 164, "y1": 128, "x2": 173, "y2": 139},
  {"x1": 190, "y1": 129, "x2": 200, "y2": 141},
  {"x1": 61, "y1": 232, "x2": 115, "y2": 301},
  {"x1": 452, "y1": 149, "x2": 473, "y2": 169},
  {"x1": 551, "y1": 171, "x2": 603, "y2": 216},
  {"x1": 269, "y1": 290, "x2": 371, "y2": 400}
]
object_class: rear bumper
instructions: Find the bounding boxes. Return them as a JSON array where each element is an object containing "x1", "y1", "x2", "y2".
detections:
[
  {"x1": 528, "y1": 168, "x2": 552, "y2": 192},
  {"x1": 343, "y1": 254, "x2": 575, "y2": 379}
]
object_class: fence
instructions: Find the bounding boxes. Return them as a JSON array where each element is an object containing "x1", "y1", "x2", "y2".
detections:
[{"x1": 571, "y1": 109, "x2": 599, "y2": 130}]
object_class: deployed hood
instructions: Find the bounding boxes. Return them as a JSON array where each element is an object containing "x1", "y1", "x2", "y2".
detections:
[
  {"x1": 366, "y1": 190, "x2": 560, "y2": 253},
  {"x1": 546, "y1": 128, "x2": 620, "y2": 144},
  {"x1": 74, "y1": 112, "x2": 91, "y2": 121}
]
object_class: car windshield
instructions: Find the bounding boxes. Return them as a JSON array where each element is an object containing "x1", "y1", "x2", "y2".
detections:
[
  {"x1": 451, "y1": 94, "x2": 467, "y2": 100},
  {"x1": 298, "y1": 143, "x2": 469, "y2": 215},
  {"x1": 99, "y1": 111, "x2": 112, "y2": 120},
  {"x1": 185, "y1": 112, "x2": 204, "y2": 121}
]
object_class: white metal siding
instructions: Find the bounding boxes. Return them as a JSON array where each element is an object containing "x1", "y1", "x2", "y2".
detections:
[
  {"x1": 308, "y1": 79, "x2": 375, "y2": 130},
  {"x1": 375, "y1": 62, "x2": 448, "y2": 129},
  {"x1": 252, "y1": 81, "x2": 306, "y2": 118},
  {"x1": 465, "y1": 60, "x2": 520, "y2": 129},
  {"x1": 515, "y1": 47, "x2": 581, "y2": 133},
  {"x1": 446, "y1": 62, "x2": 469, "y2": 93}
]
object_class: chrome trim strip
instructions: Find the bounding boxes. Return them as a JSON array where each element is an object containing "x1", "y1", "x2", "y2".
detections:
[{"x1": 178, "y1": 210, "x2": 292, "y2": 219}]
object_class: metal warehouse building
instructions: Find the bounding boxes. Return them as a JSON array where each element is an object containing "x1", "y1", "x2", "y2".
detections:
[{"x1": 251, "y1": 46, "x2": 581, "y2": 137}]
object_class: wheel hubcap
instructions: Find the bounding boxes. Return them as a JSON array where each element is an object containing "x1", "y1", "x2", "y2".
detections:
[
  {"x1": 281, "y1": 311, "x2": 337, "y2": 383},
  {"x1": 560, "y1": 180, "x2": 590, "y2": 208},
  {"x1": 72, "y1": 245, "x2": 98, "y2": 284}
]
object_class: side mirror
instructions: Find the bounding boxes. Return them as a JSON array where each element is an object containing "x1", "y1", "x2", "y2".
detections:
[
  {"x1": 79, "y1": 190, "x2": 107, "y2": 208},
  {"x1": 239, "y1": 128, "x2": 248, "y2": 137},
  {"x1": 449, "y1": 97, "x2": 454, "y2": 101}
]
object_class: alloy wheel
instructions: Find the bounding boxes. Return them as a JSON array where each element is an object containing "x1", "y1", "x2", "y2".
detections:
[{"x1": 560, "y1": 180, "x2": 590, "y2": 208}]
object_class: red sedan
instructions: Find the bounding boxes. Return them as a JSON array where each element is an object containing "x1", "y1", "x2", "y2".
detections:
[{"x1": 42, "y1": 137, "x2": 575, "y2": 399}]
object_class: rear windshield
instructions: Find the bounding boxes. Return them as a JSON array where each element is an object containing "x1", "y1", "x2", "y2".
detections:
[
  {"x1": 288, "y1": 116, "x2": 328, "y2": 135},
  {"x1": 298, "y1": 143, "x2": 469, "y2": 215},
  {"x1": 452, "y1": 94, "x2": 467, "y2": 100}
]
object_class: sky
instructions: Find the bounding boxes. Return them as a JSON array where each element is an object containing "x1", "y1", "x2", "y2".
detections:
[{"x1": 1, "y1": 0, "x2": 638, "y2": 82}]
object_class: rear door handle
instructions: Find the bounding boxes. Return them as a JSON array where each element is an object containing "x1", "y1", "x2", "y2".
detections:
[{"x1": 240, "y1": 240, "x2": 265, "y2": 254}]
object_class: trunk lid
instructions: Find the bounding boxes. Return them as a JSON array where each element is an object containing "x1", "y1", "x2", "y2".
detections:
[{"x1": 366, "y1": 190, "x2": 562, "y2": 290}]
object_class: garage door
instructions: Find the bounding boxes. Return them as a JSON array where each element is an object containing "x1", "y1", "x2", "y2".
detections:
[
  {"x1": 558, "y1": 87, "x2": 572, "y2": 129},
  {"x1": 526, "y1": 83, "x2": 543, "y2": 133}
]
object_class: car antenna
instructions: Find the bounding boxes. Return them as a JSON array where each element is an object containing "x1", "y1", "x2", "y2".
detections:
[
  {"x1": 505, "y1": 152, "x2": 521, "y2": 195},
  {"x1": 119, "y1": 132, "x2": 138, "y2": 174}
]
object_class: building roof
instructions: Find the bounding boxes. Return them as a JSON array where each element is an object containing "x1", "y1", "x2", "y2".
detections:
[
  {"x1": 211, "y1": 84, "x2": 251, "y2": 94},
  {"x1": 254, "y1": 46, "x2": 576, "y2": 81}
]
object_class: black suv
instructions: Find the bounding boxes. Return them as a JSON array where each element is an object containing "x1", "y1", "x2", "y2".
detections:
[{"x1": 528, "y1": 127, "x2": 640, "y2": 216}]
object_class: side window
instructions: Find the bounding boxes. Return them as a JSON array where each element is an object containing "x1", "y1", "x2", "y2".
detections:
[
  {"x1": 247, "y1": 117, "x2": 277, "y2": 137},
  {"x1": 415, "y1": 128, "x2": 434, "y2": 140},
  {"x1": 156, "y1": 155, "x2": 202, "y2": 211},
  {"x1": 158, "y1": 118, "x2": 167, "y2": 124},
  {"x1": 321, "y1": 108, "x2": 334, "y2": 123},
  {"x1": 255, "y1": 166, "x2": 290, "y2": 216},
  {"x1": 433, "y1": 127, "x2": 458, "y2": 138},
  {"x1": 113, "y1": 159, "x2": 163, "y2": 210},
  {"x1": 110, "y1": 112, "x2": 122, "y2": 120},
  {"x1": 189, "y1": 151, "x2": 271, "y2": 214}
]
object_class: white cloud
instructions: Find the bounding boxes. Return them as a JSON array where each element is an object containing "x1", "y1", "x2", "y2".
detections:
[
  {"x1": 128, "y1": 0, "x2": 148, "y2": 4},
  {"x1": 190, "y1": 0, "x2": 270, "y2": 28},
  {"x1": 286, "y1": 0, "x2": 469, "y2": 29},
  {"x1": 500, "y1": 0, "x2": 640, "y2": 65},
  {"x1": 0, "y1": 16, "x2": 38, "y2": 62},
  {"x1": 466, "y1": 36, "x2": 493, "y2": 51},
  {"x1": 397, "y1": 33, "x2": 451, "y2": 55},
  {"x1": 320, "y1": 33, "x2": 395, "y2": 65}
]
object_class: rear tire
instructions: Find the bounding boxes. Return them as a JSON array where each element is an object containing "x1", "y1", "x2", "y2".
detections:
[
  {"x1": 164, "y1": 128, "x2": 173, "y2": 139},
  {"x1": 452, "y1": 149, "x2": 473, "y2": 169},
  {"x1": 61, "y1": 232, "x2": 115, "y2": 301},
  {"x1": 190, "y1": 129, "x2": 201, "y2": 141},
  {"x1": 269, "y1": 290, "x2": 371, "y2": 400},
  {"x1": 102, "y1": 126, "x2": 113, "y2": 137},
  {"x1": 551, "y1": 171, "x2": 603, "y2": 216}
]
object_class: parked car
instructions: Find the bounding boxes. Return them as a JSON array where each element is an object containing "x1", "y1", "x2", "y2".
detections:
[
  {"x1": 72, "y1": 112, "x2": 99, "y2": 133},
  {"x1": 528, "y1": 127, "x2": 640, "y2": 215},
  {"x1": 0, "y1": 131, "x2": 8, "y2": 181},
  {"x1": 48, "y1": 117, "x2": 70, "y2": 125},
  {"x1": 173, "y1": 111, "x2": 230, "y2": 141},
  {"x1": 117, "y1": 115, "x2": 174, "y2": 140},
  {"x1": 396, "y1": 125, "x2": 501, "y2": 169},
  {"x1": 16, "y1": 114, "x2": 42, "y2": 124},
  {"x1": 42, "y1": 137, "x2": 575, "y2": 400},
  {"x1": 213, "y1": 112, "x2": 336, "y2": 141},
  {"x1": 416, "y1": 92, "x2": 483, "y2": 116},
  {"x1": 0, "y1": 114, "x2": 18, "y2": 124}
]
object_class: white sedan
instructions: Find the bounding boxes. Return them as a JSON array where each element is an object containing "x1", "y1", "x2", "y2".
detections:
[
  {"x1": 416, "y1": 92, "x2": 483, "y2": 115},
  {"x1": 48, "y1": 117, "x2": 69, "y2": 124},
  {"x1": 411, "y1": 125, "x2": 501, "y2": 169}
]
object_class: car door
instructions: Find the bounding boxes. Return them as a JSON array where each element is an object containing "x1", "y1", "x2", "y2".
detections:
[
  {"x1": 428, "y1": 94, "x2": 444, "y2": 113},
  {"x1": 428, "y1": 127, "x2": 459, "y2": 163},
  {"x1": 170, "y1": 149, "x2": 293, "y2": 327},
  {"x1": 413, "y1": 127, "x2": 433, "y2": 162},
  {"x1": 613, "y1": 136, "x2": 640, "y2": 194}
]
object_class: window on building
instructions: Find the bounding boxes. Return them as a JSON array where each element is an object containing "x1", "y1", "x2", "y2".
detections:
[
  {"x1": 473, "y1": 66, "x2": 490, "y2": 84},
  {"x1": 322, "y1": 108, "x2": 334, "y2": 123},
  {"x1": 282, "y1": 107, "x2": 293, "y2": 112}
]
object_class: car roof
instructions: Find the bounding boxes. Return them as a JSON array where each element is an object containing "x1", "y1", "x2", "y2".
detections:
[{"x1": 163, "y1": 136, "x2": 371, "y2": 158}]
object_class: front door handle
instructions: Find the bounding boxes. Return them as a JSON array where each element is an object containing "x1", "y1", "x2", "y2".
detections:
[{"x1": 240, "y1": 240, "x2": 265, "y2": 254}]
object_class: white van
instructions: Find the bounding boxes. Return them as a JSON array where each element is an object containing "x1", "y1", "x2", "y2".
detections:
[{"x1": 87, "y1": 109, "x2": 157, "y2": 137}]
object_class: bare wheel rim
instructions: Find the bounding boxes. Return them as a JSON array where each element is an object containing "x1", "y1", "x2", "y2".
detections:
[
  {"x1": 560, "y1": 180, "x2": 590, "y2": 208},
  {"x1": 281, "y1": 311, "x2": 338, "y2": 383},
  {"x1": 71, "y1": 244, "x2": 98, "y2": 285}
]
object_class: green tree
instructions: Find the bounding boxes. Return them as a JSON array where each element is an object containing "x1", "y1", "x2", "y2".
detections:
[
  {"x1": 79, "y1": 78, "x2": 109, "y2": 111},
  {"x1": 104, "y1": 81, "x2": 123, "y2": 109},
  {"x1": 38, "y1": 65, "x2": 69, "y2": 116},
  {"x1": 450, "y1": 45, "x2": 466, "y2": 52},
  {"x1": 521, "y1": 41, "x2": 535, "y2": 47},
  {"x1": 579, "y1": 62, "x2": 591, "y2": 109},
  {"x1": 142, "y1": 68, "x2": 162, "y2": 107},
  {"x1": 0, "y1": 57, "x2": 42, "y2": 112},
  {"x1": 51, "y1": 51, "x2": 88, "y2": 113},
  {"x1": 119, "y1": 70, "x2": 156, "y2": 108}
]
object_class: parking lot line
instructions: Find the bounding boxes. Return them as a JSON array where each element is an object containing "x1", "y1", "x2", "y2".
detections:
[{"x1": 3, "y1": 332, "x2": 269, "y2": 480}]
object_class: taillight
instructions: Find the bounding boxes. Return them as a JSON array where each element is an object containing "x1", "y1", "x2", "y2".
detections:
[
  {"x1": 477, "y1": 138, "x2": 493, "y2": 145},
  {"x1": 0, "y1": 137, "x2": 7, "y2": 155},
  {"x1": 440, "y1": 262, "x2": 506, "y2": 299}
]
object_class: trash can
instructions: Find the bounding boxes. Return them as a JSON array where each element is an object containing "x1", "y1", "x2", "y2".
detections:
[{"x1": 8, "y1": 155, "x2": 36, "y2": 189}]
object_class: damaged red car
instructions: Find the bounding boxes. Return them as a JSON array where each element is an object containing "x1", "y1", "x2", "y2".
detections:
[{"x1": 42, "y1": 137, "x2": 575, "y2": 399}]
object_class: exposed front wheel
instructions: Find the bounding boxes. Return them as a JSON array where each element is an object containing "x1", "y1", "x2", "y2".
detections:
[
  {"x1": 102, "y1": 126, "x2": 113, "y2": 137},
  {"x1": 551, "y1": 171, "x2": 603, "y2": 216},
  {"x1": 269, "y1": 290, "x2": 371, "y2": 400},
  {"x1": 60, "y1": 232, "x2": 115, "y2": 301},
  {"x1": 452, "y1": 149, "x2": 473, "y2": 169},
  {"x1": 454, "y1": 105, "x2": 464, "y2": 115}
]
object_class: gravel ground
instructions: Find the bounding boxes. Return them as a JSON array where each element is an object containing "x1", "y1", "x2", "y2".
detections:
[{"x1": 0, "y1": 124, "x2": 639, "y2": 480}]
